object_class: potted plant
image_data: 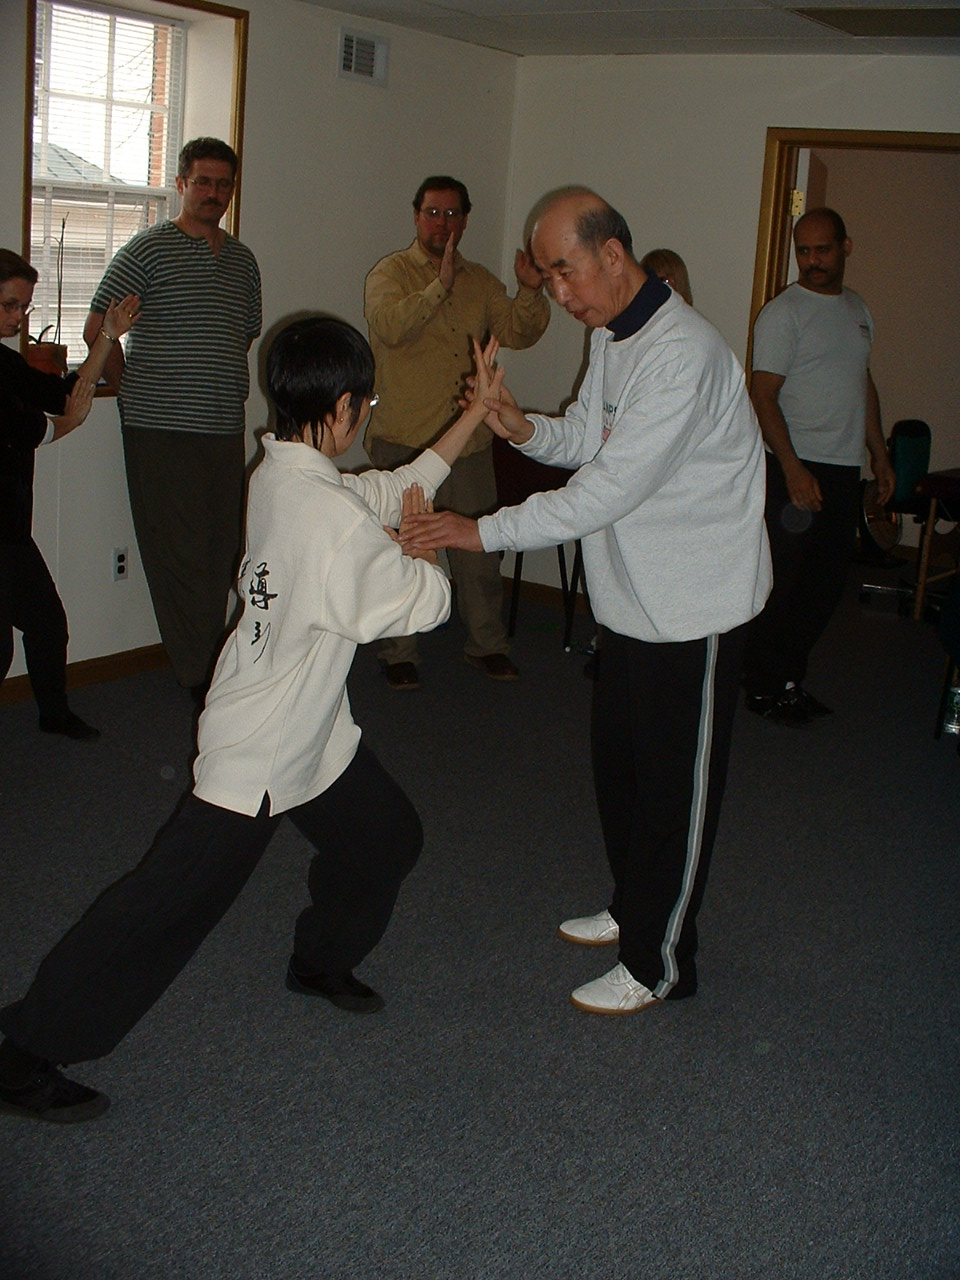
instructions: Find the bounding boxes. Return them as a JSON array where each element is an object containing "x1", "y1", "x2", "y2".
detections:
[{"x1": 24, "y1": 216, "x2": 69, "y2": 377}]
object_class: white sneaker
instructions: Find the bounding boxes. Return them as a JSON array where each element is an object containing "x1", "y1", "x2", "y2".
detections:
[
  {"x1": 570, "y1": 962, "x2": 659, "y2": 1015},
  {"x1": 557, "y1": 908, "x2": 619, "y2": 946}
]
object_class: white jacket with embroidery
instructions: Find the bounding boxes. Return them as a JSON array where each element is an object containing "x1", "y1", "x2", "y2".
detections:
[{"x1": 193, "y1": 437, "x2": 451, "y2": 816}]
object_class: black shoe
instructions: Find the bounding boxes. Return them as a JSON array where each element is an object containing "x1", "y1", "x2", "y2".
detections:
[
  {"x1": 38, "y1": 711, "x2": 101, "y2": 740},
  {"x1": 0, "y1": 1062, "x2": 109, "y2": 1124},
  {"x1": 745, "y1": 688, "x2": 811, "y2": 726},
  {"x1": 382, "y1": 661, "x2": 419, "y2": 691},
  {"x1": 464, "y1": 652, "x2": 520, "y2": 681},
  {"x1": 793, "y1": 686, "x2": 833, "y2": 717},
  {"x1": 285, "y1": 960, "x2": 385, "y2": 1013}
]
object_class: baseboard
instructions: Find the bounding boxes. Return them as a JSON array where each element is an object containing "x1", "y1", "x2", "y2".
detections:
[
  {"x1": 0, "y1": 643, "x2": 169, "y2": 706},
  {"x1": 1, "y1": 579, "x2": 586, "y2": 708}
]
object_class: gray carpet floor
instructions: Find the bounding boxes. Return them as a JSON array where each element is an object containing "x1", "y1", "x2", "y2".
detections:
[{"x1": 1, "y1": 566, "x2": 958, "y2": 1279}]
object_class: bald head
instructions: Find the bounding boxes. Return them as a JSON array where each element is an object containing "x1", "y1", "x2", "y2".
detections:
[
  {"x1": 533, "y1": 189, "x2": 633, "y2": 258},
  {"x1": 531, "y1": 189, "x2": 644, "y2": 329}
]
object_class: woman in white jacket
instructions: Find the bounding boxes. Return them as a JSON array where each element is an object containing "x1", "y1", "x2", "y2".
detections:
[{"x1": 0, "y1": 318, "x2": 500, "y2": 1124}]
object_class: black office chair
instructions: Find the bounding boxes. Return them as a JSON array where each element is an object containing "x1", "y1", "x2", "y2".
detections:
[
  {"x1": 491, "y1": 435, "x2": 587, "y2": 648},
  {"x1": 859, "y1": 419, "x2": 932, "y2": 612}
]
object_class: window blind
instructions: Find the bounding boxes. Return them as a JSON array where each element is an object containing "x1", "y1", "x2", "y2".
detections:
[{"x1": 31, "y1": 0, "x2": 185, "y2": 363}]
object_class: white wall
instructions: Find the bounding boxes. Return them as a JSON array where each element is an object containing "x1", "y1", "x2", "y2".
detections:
[
  {"x1": 818, "y1": 148, "x2": 960, "y2": 473},
  {"x1": 506, "y1": 54, "x2": 960, "y2": 408},
  {"x1": 182, "y1": 15, "x2": 235, "y2": 143},
  {"x1": 4, "y1": 10, "x2": 960, "y2": 676},
  {"x1": 2, "y1": 0, "x2": 519, "y2": 676},
  {"x1": 0, "y1": 1, "x2": 28, "y2": 254},
  {"x1": 499, "y1": 54, "x2": 960, "y2": 590}
]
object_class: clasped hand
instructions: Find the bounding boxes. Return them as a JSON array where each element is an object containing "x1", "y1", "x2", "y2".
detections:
[
  {"x1": 399, "y1": 336, "x2": 515, "y2": 557},
  {"x1": 384, "y1": 483, "x2": 439, "y2": 566}
]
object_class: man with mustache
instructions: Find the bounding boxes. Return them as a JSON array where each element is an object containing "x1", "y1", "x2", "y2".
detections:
[
  {"x1": 84, "y1": 138, "x2": 262, "y2": 695},
  {"x1": 363, "y1": 175, "x2": 549, "y2": 690},
  {"x1": 743, "y1": 207, "x2": 894, "y2": 725}
]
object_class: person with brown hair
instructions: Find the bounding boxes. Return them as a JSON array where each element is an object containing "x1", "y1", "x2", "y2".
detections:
[
  {"x1": 84, "y1": 137, "x2": 262, "y2": 696},
  {"x1": 639, "y1": 248, "x2": 693, "y2": 305},
  {"x1": 363, "y1": 174, "x2": 549, "y2": 690}
]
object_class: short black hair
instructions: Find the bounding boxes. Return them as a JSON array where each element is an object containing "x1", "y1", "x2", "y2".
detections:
[
  {"x1": 177, "y1": 137, "x2": 239, "y2": 181},
  {"x1": 794, "y1": 207, "x2": 847, "y2": 244},
  {"x1": 575, "y1": 201, "x2": 633, "y2": 258},
  {"x1": 267, "y1": 317, "x2": 375, "y2": 446},
  {"x1": 0, "y1": 248, "x2": 38, "y2": 288},
  {"x1": 412, "y1": 176, "x2": 471, "y2": 216}
]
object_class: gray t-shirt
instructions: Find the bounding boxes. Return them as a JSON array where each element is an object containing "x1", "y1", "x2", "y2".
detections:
[
  {"x1": 91, "y1": 220, "x2": 262, "y2": 434},
  {"x1": 752, "y1": 282, "x2": 873, "y2": 467}
]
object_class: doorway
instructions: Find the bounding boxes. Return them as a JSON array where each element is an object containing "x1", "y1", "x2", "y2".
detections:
[{"x1": 749, "y1": 128, "x2": 960, "y2": 482}]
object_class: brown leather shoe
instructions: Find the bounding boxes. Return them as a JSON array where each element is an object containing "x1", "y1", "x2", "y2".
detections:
[
  {"x1": 382, "y1": 661, "x2": 419, "y2": 690},
  {"x1": 464, "y1": 653, "x2": 519, "y2": 681}
]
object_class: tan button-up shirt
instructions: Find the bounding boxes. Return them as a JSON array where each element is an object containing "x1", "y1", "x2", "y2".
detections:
[{"x1": 364, "y1": 240, "x2": 550, "y2": 458}]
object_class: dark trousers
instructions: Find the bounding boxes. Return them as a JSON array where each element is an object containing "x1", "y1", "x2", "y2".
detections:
[
  {"x1": 0, "y1": 742, "x2": 421, "y2": 1064},
  {"x1": 0, "y1": 537, "x2": 70, "y2": 720},
  {"x1": 591, "y1": 623, "x2": 747, "y2": 997},
  {"x1": 122, "y1": 427, "x2": 245, "y2": 689},
  {"x1": 743, "y1": 455, "x2": 861, "y2": 698}
]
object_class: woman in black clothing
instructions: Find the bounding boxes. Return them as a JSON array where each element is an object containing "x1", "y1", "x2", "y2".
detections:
[{"x1": 0, "y1": 248, "x2": 139, "y2": 737}]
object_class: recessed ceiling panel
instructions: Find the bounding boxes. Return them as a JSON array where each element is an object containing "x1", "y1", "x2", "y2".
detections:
[
  {"x1": 794, "y1": 6, "x2": 960, "y2": 36},
  {"x1": 298, "y1": 0, "x2": 960, "y2": 55}
]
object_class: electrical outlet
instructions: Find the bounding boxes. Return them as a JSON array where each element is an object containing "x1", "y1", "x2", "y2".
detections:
[{"x1": 113, "y1": 546, "x2": 128, "y2": 582}]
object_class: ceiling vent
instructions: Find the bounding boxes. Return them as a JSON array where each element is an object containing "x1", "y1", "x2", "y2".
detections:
[{"x1": 339, "y1": 28, "x2": 388, "y2": 86}]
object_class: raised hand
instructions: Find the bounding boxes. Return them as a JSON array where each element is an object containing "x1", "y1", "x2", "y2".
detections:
[
  {"x1": 471, "y1": 335, "x2": 503, "y2": 408},
  {"x1": 439, "y1": 233, "x2": 457, "y2": 293},
  {"x1": 102, "y1": 294, "x2": 142, "y2": 341},
  {"x1": 514, "y1": 242, "x2": 543, "y2": 291},
  {"x1": 51, "y1": 378, "x2": 96, "y2": 436}
]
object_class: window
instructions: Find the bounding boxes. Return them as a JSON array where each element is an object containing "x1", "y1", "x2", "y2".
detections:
[
  {"x1": 31, "y1": 0, "x2": 185, "y2": 363},
  {"x1": 27, "y1": 0, "x2": 248, "y2": 366}
]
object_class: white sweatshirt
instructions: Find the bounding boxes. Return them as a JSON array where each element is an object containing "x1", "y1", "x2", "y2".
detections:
[
  {"x1": 480, "y1": 293, "x2": 772, "y2": 643},
  {"x1": 193, "y1": 437, "x2": 451, "y2": 816}
]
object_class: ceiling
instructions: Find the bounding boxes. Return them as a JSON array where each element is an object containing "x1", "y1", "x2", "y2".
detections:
[{"x1": 307, "y1": 0, "x2": 960, "y2": 56}]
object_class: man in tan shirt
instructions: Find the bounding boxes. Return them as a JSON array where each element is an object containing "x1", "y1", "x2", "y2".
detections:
[{"x1": 364, "y1": 175, "x2": 549, "y2": 689}]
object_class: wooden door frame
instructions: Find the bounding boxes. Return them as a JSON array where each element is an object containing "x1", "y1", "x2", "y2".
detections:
[{"x1": 747, "y1": 127, "x2": 960, "y2": 374}]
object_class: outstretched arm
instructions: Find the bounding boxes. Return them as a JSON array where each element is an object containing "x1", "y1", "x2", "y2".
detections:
[
  {"x1": 401, "y1": 511, "x2": 483, "y2": 555},
  {"x1": 53, "y1": 296, "x2": 140, "y2": 439},
  {"x1": 83, "y1": 294, "x2": 139, "y2": 392}
]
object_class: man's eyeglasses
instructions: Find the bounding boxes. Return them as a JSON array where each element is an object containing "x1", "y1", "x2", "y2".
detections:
[
  {"x1": 186, "y1": 177, "x2": 235, "y2": 194},
  {"x1": 419, "y1": 207, "x2": 463, "y2": 222},
  {"x1": 1, "y1": 300, "x2": 34, "y2": 316}
]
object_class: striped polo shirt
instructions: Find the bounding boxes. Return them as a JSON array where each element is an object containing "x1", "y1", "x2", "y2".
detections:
[{"x1": 91, "y1": 221, "x2": 262, "y2": 434}]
